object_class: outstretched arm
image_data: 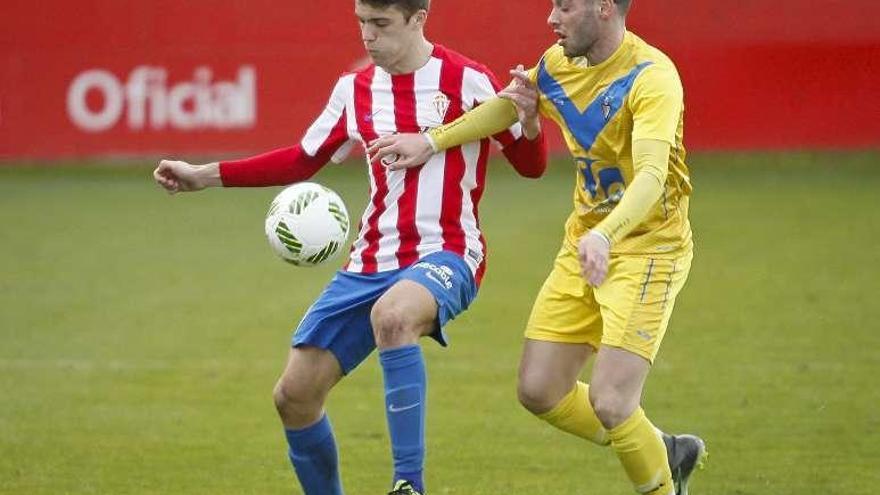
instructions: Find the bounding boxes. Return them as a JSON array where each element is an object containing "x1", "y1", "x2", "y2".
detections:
[
  {"x1": 153, "y1": 145, "x2": 329, "y2": 194},
  {"x1": 154, "y1": 76, "x2": 353, "y2": 194},
  {"x1": 153, "y1": 159, "x2": 221, "y2": 193}
]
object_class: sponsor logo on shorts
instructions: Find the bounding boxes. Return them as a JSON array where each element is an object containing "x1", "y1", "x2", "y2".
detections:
[{"x1": 415, "y1": 262, "x2": 454, "y2": 290}]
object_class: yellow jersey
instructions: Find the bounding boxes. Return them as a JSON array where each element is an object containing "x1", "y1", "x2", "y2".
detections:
[{"x1": 532, "y1": 31, "x2": 693, "y2": 257}]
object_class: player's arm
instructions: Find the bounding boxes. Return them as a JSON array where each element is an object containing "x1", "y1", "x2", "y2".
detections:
[
  {"x1": 579, "y1": 66, "x2": 683, "y2": 286},
  {"x1": 153, "y1": 145, "x2": 328, "y2": 194},
  {"x1": 591, "y1": 139, "x2": 669, "y2": 243},
  {"x1": 154, "y1": 77, "x2": 352, "y2": 194},
  {"x1": 366, "y1": 66, "x2": 539, "y2": 171},
  {"x1": 470, "y1": 64, "x2": 546, "y2": 178},
  {"x1": 499, "y1": 131, "x2": 547, "y2": 178},
  {"x1": 579, "y1": 139, "x2": 670, "y2": 286}
]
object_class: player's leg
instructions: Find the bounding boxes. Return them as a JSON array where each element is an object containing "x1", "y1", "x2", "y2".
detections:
[
  {"x1": 371, "y1": 280, "x2": 436, "y2": 494},
  {"x1": 273, "y1": 346, "x2": 344, "y2": 495},
  {"x1": 517, "y1": 340, "x2": 609, "y2": 445},
  {"x1": 590, "y1": 346, "x2": 673, "y2": 495},
  {"x1": 518, "y1": 243, "x2": 610, "y2": 445},
  {"x1": 591, "y1": 252, "x2": 698, "y2": 495},
  {"x1": 371, "y1": 252, "x2": 478, "y2": 495},
  {"x1": 276, "y1": 269, "x2": 397, "y2": 495}
]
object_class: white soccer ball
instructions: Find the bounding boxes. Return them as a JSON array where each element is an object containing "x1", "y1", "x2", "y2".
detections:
[{"x1": 264, "y1": 182, "x2": 350, "y2": 267}]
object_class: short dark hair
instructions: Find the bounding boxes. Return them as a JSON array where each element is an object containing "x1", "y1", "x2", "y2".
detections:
[{"x1": 359, "y1": 0, "x2": 430, "y2": 20}]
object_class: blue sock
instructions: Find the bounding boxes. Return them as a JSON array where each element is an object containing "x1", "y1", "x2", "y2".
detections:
[
  {"x1": 284, "y1": 414, "x2": 343, "y2": 495},
  {"x1": 379, "y1": 345, "x2": 426, "y2": 493}
]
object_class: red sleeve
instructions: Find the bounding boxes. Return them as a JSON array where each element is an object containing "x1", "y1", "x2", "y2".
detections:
[
  {"x1": 219, "y1": 106, "x2": 350, "y2": 187},
  {"x1": 219, "y1": 145, "x2": 327, "y2": 187},
  {"x1": 501, "y1": 132, "x2": 547, "y2": 179},
  {"x1": 220, "y1": 75, "x2": 353, "y2": 187}
]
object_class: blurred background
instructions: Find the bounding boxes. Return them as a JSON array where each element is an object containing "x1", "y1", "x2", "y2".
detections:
[
  {"x1": 1, "y1": 1, "x2": 878, "y2": 494},
  {"x1": 2, "y1": 0, "x2": 878, "y2": 158}
]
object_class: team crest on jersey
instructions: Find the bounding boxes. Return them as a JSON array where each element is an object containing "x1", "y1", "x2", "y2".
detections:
[
  {"x1": 602, "y1": 95, "x2": 613, "y2": 121},
  {"x1": 433, "y1": 93, "x2": 450, "y2": 120}
]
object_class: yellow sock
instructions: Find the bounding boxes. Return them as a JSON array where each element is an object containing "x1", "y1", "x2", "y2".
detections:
[
  {"x1": 537, "y1": 382, "x2": 609, "y2": 445},
  {"x1": 608, "y1": 408, "x2": 673, "y2": 495}
]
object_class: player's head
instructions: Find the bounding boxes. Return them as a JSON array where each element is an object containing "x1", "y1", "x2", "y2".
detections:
[
  {"x1": 548, "y1": 0, "x2": 630, "y2": 58},
  {"x1": 355, "y1": 0, "x2": 430, "y2": 69}
]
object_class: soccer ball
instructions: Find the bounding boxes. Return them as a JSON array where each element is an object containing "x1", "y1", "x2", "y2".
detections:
[{"x1": 264, "y1": 182, "x2": 350, "y2": 266}]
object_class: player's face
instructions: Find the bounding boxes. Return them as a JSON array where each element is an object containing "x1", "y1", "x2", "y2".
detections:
[
  {"x1": 548, "y1": 0, "x2": 602, "y2": 58},
  {"x1": 355, "y1": 1, "x2": 424, "y2": 68}
]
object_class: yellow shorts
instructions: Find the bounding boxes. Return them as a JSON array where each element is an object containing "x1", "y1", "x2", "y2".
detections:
[{"x1": 524, "y1": 243, "x2": 693, "y2": 363}]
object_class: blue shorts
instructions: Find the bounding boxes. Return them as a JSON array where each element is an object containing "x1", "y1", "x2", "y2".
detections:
[{"x1": 292, "y1": 250, "x2": 478, "y2": 374}]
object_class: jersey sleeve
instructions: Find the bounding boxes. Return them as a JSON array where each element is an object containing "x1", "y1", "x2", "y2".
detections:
[
  {"x1": 628, "y1": 65, "x2": 684, "y2": 145},
  {"x1": 462, "y1": 65, "x2": 547, "y2": 177},
  {"x1": 300, "y1": 75, "x2": 355, "y2": 163},
  {"x1": 462, "y1": 66, "x2": 523, "y2": 148},
  {"x1": 219, "y1": 76, "x2": 353, "y2": 187}
]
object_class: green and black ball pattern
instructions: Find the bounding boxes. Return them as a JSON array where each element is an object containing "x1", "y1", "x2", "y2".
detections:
[{"x1": 271, "y1": 188, "x2": 349, "y2": 265}]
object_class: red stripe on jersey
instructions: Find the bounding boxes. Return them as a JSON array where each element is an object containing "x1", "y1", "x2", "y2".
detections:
[
  {"x1": 391, "y1": 73, "x2": 422, "y2": 267},
  {"x1": 437, "y1": 53, "x2": 467, "y2": 256},
  {"x1": 353, "y1": 67, "x2": 384, "y2": 273},
  {"x1": 472, "y1": 138, "x2": 491, "y2": 285}
]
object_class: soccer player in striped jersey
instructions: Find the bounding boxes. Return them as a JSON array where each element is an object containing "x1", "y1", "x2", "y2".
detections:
[
  {"x1": 152, "y1": 1, "x2": 546, "y2": 494},
  {"x1": 369, "y1": 1, "x2": 707, "y2": 494}
]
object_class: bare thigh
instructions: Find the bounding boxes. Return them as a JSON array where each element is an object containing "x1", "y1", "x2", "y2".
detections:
[
  {"x1": 371, "y1": 279, "x2": 439, "y2": 349},
  {"x1": 517, "y1": 339, "x2": 595, "y2": 414},
  {"x1": 589, "y1": 345, "x2": 652, "y2": 428},
  {"x1": 274, "y1": 345, "x2": 344, "y2": 428}
]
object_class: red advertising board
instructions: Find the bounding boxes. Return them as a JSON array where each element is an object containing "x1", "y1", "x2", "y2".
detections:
[{"x1": 1, "y1": 0, "x2": 878, "y2": 159}]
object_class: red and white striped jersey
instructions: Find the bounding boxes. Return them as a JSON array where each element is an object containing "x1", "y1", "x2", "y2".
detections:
[
  {"x1": 301, "y1": 45, "x2": 524, "y2": 282},
  {"x1": 221, "y1": 45, "x2": 546, "y2": 284}
]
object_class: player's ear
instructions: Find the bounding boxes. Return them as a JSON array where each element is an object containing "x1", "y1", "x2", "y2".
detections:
[
  {"x1": 598, "y1": 0, "x2": 615, "y2": 19},
  {"x1": 410, "y1": 9, "x2": 428, "y2": 28}
]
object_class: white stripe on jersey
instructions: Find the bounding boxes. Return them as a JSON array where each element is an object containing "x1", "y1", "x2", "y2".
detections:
[
  {"x1": 301, "y1": 75, "x2": 355, "y2": 158},
  {"x1": 413, "y1": 58, "x2": 446, "y2": 259},
  {"x1": 367, "y1": 70, "x2": 406, "y2": 272},
  {"x1": 459, "y1": 139, "x2": 484, "y2": 273},
  {"x1": 345, "y1": 71, "x2": 373, "y2": 269}
]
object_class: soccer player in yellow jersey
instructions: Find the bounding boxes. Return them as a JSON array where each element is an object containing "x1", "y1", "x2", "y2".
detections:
[{"x1": 369, "y1": 1, "x2": 707, "y2": 493}]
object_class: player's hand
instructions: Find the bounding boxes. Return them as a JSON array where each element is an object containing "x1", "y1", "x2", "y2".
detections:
[
  {"x1": 578, "y1": 231, "x2": 611, "y2": 287},
  {"x1": 367, "y1": 134, "x2": 434, "y2": 171},
  {"x1": 153, "y1": 160, "x2": 220, "y2": 194},
  {"x1": 499, "y1": 64, "x2": 541, "y2": 140}
]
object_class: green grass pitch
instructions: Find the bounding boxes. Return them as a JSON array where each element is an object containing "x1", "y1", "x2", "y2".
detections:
[{"x1": 1, "y1": 152, "x2": 878, "y2": 494}]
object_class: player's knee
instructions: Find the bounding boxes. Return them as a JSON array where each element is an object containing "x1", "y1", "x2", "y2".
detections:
[
  {"x1": 517, "y1": 376, "x2": 559, "y2": 415},
  {"x1": 273, "y1": 376, "x2": 323, "y2": 420},
  {"x1": 371, "y1": 301, "x2": 419, "y2": 348},
  {"x1": 589, "y1": 387, "x2": 633, "y2": 429}
]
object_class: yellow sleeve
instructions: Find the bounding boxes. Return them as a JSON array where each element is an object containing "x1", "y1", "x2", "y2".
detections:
[
  {"x1": 427, "y1": 97, "x2": 519, "y2": 151},
  {"x1": 426, "y1": 60, "x2": 544, "y2": 151},
  {"x1": 629, "y1": 65, "x2": 683, "y2": 145},
  {"x1": 592, "y1": 139, "x2": 670, "y2": 244}
]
